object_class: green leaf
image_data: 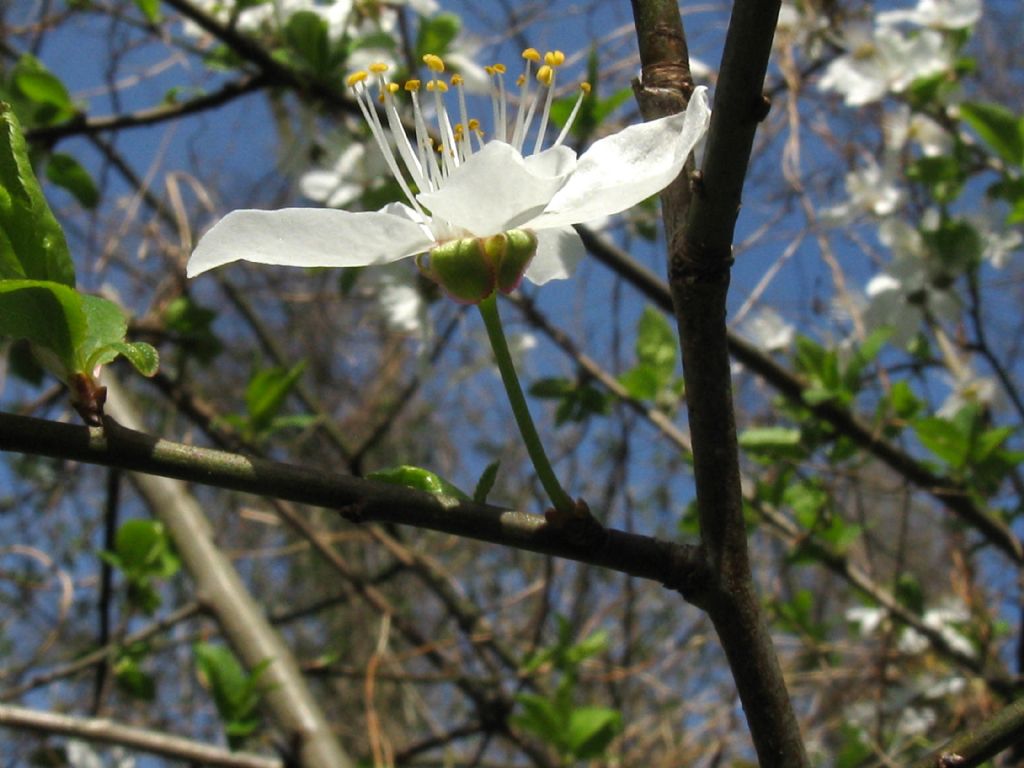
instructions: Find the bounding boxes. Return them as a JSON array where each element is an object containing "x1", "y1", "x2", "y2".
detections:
[
  {"x1": 0, "y1": 104, "x2": 75, "y2": 285},
  {"x1": 473, "y1": 460, "x2": 499, "y2": 504},
  {"x1": 113, "y1": 655, "x2": 156, "y2": 701},
  {"x1": 565, "y1": 707, "x2": 622, "y2": 758},
  {"x1": 194, "y1": 643, "x2": 269, "y2": 748},
  {"x1": 635, "y1": 306, "x2": 676, "y2": 380},
  {"x1": 45, "y1": 153, "x2": 100, "y2": 209},
  {"x1": 245, "y1": 361, "x2": 307, "y2": 435},
  {"x1": 415, "y1": 12, "x2": 460, "y2": 59},
  {"x1": 512, "y1": 693, "x2": 564, "y2": 746},
  {"x1": 369, "y1": 465, "x2": 469, "y2": 500},
  {"x1": 960, "y1": 101, "x2": 1024, "y2": 167},
  {"x1": 284, "y1": 11, "x2": 331, "y2": 75},
  {"x1": 529, "y1": 376, "x2": 610, "y2": 425},
  {"x1": 163, "y1": 295, "x2": 222, "y2": 363},
  {"x1": 0, "y1": 279, "x2": 85, "y2": 378},
  {"x1": 111, "y1": 519, "x2": 180, "y2": 580},
  {"x1": 106, "y1": 341, "x2": 159, "y2": 376},
  {"x1": 617, "y1": 365, "x2": 660, "y2": 400},
  {"x1": 76, "y1": 294, "x2": 159, "y2": 377},
  {"x1": 132, "y1": 0, "x2": 161, "y2": 23},
  {"x1": 11, "y1": 55, "x2": 75, "y2": 122},
  {"x1": 913, "y1": 415, "x2": 969, "y2": 469}
]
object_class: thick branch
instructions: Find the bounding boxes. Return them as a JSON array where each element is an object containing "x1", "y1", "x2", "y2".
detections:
[
  {"x1": 0, "y1": 408, "x2": 710, "y2": 596},
  {"x1": 0, "y1": 704, "x2": 280, "y2": 768},
  {"x1": 631, "y1": 0, "x2": 808, "y2": 766},
  {"x1": 908, "y1": 695, "x2": 1024, "y2": 768}
]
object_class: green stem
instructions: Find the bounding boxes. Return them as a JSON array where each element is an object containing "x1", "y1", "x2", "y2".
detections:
[{"x1": 478, "y1": 294, "x2": 574, "y2": 515}]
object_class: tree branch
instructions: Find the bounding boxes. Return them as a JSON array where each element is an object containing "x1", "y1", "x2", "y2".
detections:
[
  {"x1": 0, "y1": 408, "x2": 711, "y2": 596},
  {"x1": 0, "y1": 703, "x2": 281, "y2": 768},
  {"x1": 908, "y1": 694, "x2": 1024, "y2": 768},
  {"x1": 631, "y1": 0, "x2": 809, "y2": 765},
  {"x1": 577, "y1": 225, "x2": 1023, "y2": 564}
]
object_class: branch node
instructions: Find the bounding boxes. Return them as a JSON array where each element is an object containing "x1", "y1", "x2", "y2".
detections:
[
  {"x1": 753, "y1": 94, "x2": 772, "y2": 123},
  {"x1": 543, "y1": 498, "x2": 607, "y2": 550}
]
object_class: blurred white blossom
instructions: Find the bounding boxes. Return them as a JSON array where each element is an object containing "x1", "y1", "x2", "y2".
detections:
[
  {"x1": 818, "y1": 23, "x2": 952, "y2": 106},
  {"x1": 898, "y1": 600, "x2": 975, "y2": 658},
  {"x1": 938, "y1": 366, "x2": 999, "y2": 417},
  {"x1": 877, "y1": 0, "x2": 982, "y2": 30},
  {"x1": 300, "y1": 139, "x2": 391, "y2": 209},
  {"x1": 67, "y1": 741, "x2": 134, "y2": 768},
  {"x1": 823, "y1": 157, "x2": 904, "y2": 221},
  {"x1": 740, "y1": 307, "x2": 795, "y2": 352},
  {"x1": 864, "y1": 219, "x2": 959, "y2": 347},
  {"x1": 885, "y1": 104, "x2": 953, "y2": 158}
]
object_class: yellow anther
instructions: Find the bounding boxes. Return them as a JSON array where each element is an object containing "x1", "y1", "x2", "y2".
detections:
[
  {"x1": 522, "y1": 48, "x2": 541, "y2": 62},
  {"x1": 423, "y1": 53, "x2": 445, "y2": 72},
  {"x1": 386, "y1": 82, "x2": 399, "y2": 94},
  {"x1": 405, "y1": 79, "x2": 421, "y2": 91},
  {"x1": 492, "y1": 63, "x2": 507, "y2": 74},
  {"x1": 426, "y1": 79, "x2": 449, "y2": 93},
  {"x1": 580, "y1": 82, "x2": 592, "y2": 94},
  {"x1": 451, "y1": 74, "x2": 464, "y2": 86},
  {"x1": 537, "y1": 65, "x2": 554, "y2": 86},
  {"x1": 516, "y1": 74, "x2": 526, "y2": 86},
  {"x1": 467, "y1": 118, "x2": 480, "y2": 130},
  {"x1": 544, "y1": 50, "x2": 565, "y2": 67},
  {"x1": 369, "y1": 62, "x2": 389, "y2": 74},
  {"x1": 346, "y1": 71, "x2": 368, "y2": 87}
]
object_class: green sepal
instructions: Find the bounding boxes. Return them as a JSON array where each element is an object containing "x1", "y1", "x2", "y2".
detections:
[
  {"x1": 420, "y1": 237, "x2": 496, "y2": 303},
  {"x1": 496, "y1": 229, "x2": 538, "y2": 294}
]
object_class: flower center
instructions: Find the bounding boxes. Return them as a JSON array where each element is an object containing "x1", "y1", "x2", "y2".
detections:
[{"x1": 344, "y1": 49, "x2": 590, "y2": 221}]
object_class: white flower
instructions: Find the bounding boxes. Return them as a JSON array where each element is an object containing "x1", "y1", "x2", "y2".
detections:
[
  {"x1": 938, "y1": 366, "x2": 999, "y2": 417},
  {"x1": 823, "y1": 157, "x2": 904, "y2": 221},
  {"x1": 863, "y1": 219, "x2": 959, "y2": 347},
  {"x1": 818, "y1": 23, "x2": 952, "y2": 106},
  {"x1": 367, "y1": 264, "x2": 428, "y2": 337},
  {"x1": 188, "y1": 50, "x2": 711, "y2": 299},
  {"x1": 877, "y1": 0, "x2": 982, "y2": 30},
  {"x1": 740, "y1": 307, "x2": 795, "y2": 351},
  {"x1": 847, "y1": 605, "x2": 888, "y2": 636},
  {"x1": 885, "y1": 104, "x2": 953, "y2": 157},
  {"x1": 899, "y1": 600, "x2": 976, "y2": 659},
  {"x1": 300, "y1": 139, "x2": 391, "y2": 209},
  {"x1": 67, "y1": 740, "x2": 134, "y2": 768},
  {"x1": 969, "y1": 208, "x2": 1023, "y2": 268}
]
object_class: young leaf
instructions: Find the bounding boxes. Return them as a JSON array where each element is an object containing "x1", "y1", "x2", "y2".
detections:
[
  {"x1": 473, "y1": 460, "x2": 499, "y2": 504},
  {"x1": 368, "y1": 465, "x2": 469, "y2": 500},
  {"x1": 45, "y1": 153, "x2": 100, "y2": 209},
  {"x1": 959, "y1": 101, "x2": 1024, "y2": 167},
  {"x1": 245, "y1": 361, "x2": 307, "y2": 435},
  {"x1": 565, "y1": 706, "x2": 622, "y2": 759},
  {"x1": 415, "y1": 13, "x2": 461, "y2": 59},
  {"x1": 11, "y1": 55, "x2": 76, "y2": 124},
  {"x1": 0, "y1": 103, "x2": 75, "y2": 285}
]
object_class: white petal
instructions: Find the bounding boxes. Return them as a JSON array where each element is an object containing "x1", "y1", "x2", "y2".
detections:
[
  {"x1": 529, "y1": 86, "x2": 711, "y2": 230},
  {"x1": 524, "y1": 227, "x2": 585, "y2": 285},
  {"x1": 187, "y1": 207, "x2": 435, "y2": 277},
  {"x1": 417, "y1": 141, "x2": 576, "y2": 236}
]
